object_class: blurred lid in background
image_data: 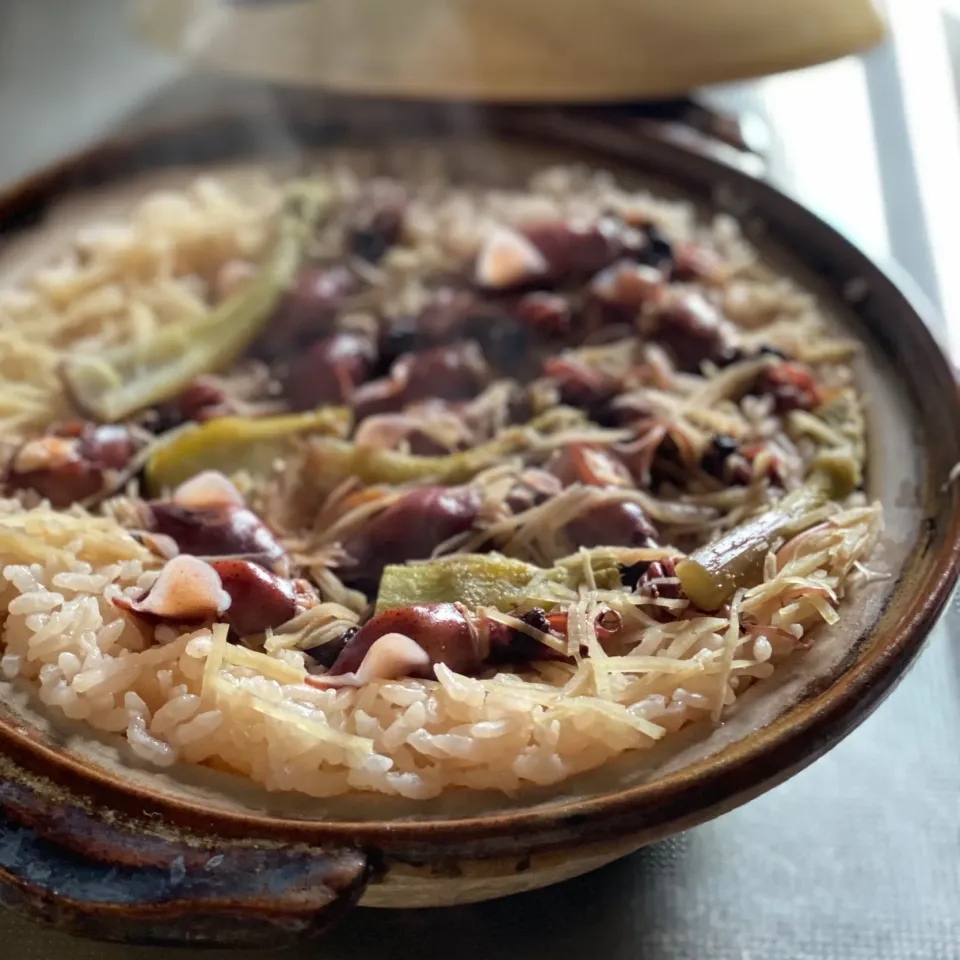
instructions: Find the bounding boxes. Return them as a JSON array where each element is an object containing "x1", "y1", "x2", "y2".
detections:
[{"x1": 135, "y1": 0, "x2": 886, "y2": 102}]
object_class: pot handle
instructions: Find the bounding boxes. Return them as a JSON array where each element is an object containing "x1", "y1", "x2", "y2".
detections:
[{"x1": 0, "y1": 775, "x2": 371, "y2": 948}]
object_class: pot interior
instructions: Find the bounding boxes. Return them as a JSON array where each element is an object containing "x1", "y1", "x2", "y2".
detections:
[{"x1": 0, "y1": 114, "x2": 955, "y2": 829}]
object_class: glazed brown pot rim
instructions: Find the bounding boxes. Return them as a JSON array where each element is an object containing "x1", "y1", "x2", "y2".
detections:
[{"x1": 0, "y1": 107, "x2": 957, "y2": 852}]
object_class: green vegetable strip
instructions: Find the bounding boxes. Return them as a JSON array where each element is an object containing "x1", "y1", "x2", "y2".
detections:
[
  {"x1": 675, "y1": 509, "x2": 799, "y2": 612},
  {"x1": 308, "y1": 409, "x2": 590, "y2": 491},
  {"x1": 675, "y1": 465, "x2": 858, "y2": 611},
  {"x1": 375, "y1": 554, "x2": 560, "y2": 613},
  {"x1": 374, "y1": 549, "x2": 635, "y2": 613},
  {"x1": 62, "y1": 180, "x2": 334, "y2": 422},
  {"x1": 309, "y1": 432, "x2": 531, "y2": 488},
  {"x1": 144, "y1": 407, "x2": 352, "y2": 495}
]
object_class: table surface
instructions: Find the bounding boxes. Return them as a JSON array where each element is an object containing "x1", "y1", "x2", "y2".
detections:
[{"x1": 1, "y1": 2, "x2": 959, "y2": 958}]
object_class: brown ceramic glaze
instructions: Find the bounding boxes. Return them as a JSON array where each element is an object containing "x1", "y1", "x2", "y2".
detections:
[{"x1": 0, "y1": 102, "x2": 957, "y2": 945}]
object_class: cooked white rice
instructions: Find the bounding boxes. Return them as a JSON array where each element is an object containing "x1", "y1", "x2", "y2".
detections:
[{"x1": 0, "y1": 497, "x2": 881, "y2": 798}]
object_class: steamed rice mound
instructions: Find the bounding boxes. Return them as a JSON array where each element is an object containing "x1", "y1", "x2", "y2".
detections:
[{"x1": 0, "y1": 159, "x2": 884, "y2": 798}]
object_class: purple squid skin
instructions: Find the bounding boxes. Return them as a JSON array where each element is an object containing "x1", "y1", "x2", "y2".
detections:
[
  {"x1": 148, "y1": 503, "x2": 286, "y2": 568},
  {"x1": 208, "y1": 559, "x2": 300, "y2": 637},
  {"x1": 337, "y1": 486, "x2": 481, "y2": 595},
  {"x1": 326, "y1": 602, "x2": 571, "y2": 679},
  {"x1": 564, "y1": 501, "x2": 658, "y2": 550},
  {"x1": 327, "y1": 602, "x2": 485, "y2": 678}
]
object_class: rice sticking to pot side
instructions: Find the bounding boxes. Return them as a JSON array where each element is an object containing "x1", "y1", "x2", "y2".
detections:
[{"x1": 0, "y1": 159, "x2": 884, "y2": 799}]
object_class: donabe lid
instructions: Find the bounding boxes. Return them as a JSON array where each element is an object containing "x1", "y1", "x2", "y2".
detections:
[{"x1": 134, "y1": 0, "x2": 885, "y2": 102}]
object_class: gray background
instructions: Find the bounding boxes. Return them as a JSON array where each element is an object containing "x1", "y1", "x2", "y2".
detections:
[{"x1": 1, "y1": 1, "x2": 959, "y2": 957}]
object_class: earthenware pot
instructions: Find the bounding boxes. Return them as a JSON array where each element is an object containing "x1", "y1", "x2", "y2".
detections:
[{"x1": 0, "y1": 102, "x2": 957, "y2": 948}]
